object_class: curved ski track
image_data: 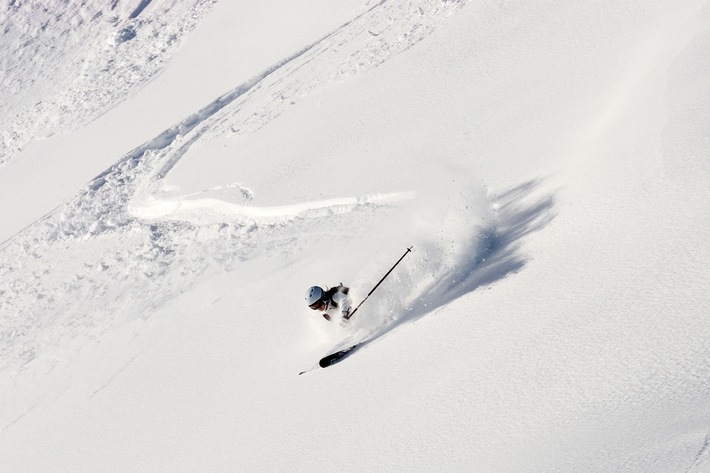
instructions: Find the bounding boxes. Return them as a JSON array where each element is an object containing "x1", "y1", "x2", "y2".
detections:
[{"x1": 0, "y1": 0, "x2": 472, "y2": 427}]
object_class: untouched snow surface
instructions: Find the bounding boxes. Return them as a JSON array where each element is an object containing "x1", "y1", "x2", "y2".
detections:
[{"x1": 1, "y1": 0, "x2": 710, "y2": 471}]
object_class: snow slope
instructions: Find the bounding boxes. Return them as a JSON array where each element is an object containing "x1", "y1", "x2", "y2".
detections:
[{"x1": 1, "y1": 0, "x2": 710, "y2": 471}]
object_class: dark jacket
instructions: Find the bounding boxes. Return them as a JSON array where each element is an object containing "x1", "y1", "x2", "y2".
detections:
[{"x1": 321, "y1": 284, "x2": 351, "y2": 320}]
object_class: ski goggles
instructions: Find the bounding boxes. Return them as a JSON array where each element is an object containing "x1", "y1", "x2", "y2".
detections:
[{"x1": 309, "y1": 299, "x2": 326, "y2": 311}]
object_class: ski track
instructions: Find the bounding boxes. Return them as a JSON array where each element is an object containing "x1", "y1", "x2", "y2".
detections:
[
  {"x1": 130, "y1": 192, "x2": 416, "y2": 225},
  {"x1": 0, "y1": 0, "x2": 501, "y2": 426},
  {"x1": 686, "y1": 434, "x2": 710, "y2": 473}
]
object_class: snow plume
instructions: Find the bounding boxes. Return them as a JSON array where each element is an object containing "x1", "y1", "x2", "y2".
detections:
[{"x1": 340, "y1": 178, "x2": 556, "y2": 343}]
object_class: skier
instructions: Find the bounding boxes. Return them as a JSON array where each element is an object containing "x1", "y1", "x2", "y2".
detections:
[{"x1": 305, "y1": 284, "x2": 352, "y2": 321}]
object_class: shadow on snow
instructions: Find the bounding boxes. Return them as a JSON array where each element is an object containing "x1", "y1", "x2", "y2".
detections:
[{"x1": 374, "y1": 178, "x2": 557, "y2": 342}]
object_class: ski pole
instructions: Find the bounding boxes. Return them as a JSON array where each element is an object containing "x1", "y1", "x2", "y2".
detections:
[{"x1": 344, "y1": 246, "x2": 413, "y2": 320}]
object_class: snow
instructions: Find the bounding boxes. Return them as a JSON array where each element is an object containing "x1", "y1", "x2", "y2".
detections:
[{"x1": 1, "y1": 0, "x2": 709, "y2": 471}]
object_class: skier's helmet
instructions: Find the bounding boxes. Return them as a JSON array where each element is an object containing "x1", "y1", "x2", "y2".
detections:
[{"x1": 305, "y1": 286, "x2": 324, "y2": 308}]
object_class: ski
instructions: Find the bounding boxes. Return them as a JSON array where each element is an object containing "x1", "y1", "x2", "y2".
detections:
[
  {"x1": 319, "y1": 344, "x2": 361, "y2": 368},
  {"x1": 298, "y1": 344, "x2": 362, "y2": 375}
]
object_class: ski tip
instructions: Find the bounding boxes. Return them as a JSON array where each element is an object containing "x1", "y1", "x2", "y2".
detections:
[{"x1": 298, "y1": 365, "x2": 319, "y2": 376}]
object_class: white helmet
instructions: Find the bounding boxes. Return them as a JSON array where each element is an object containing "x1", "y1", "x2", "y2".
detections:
[{"x1": 305, "y1": 286, "x2": 324, "y2": 307}]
